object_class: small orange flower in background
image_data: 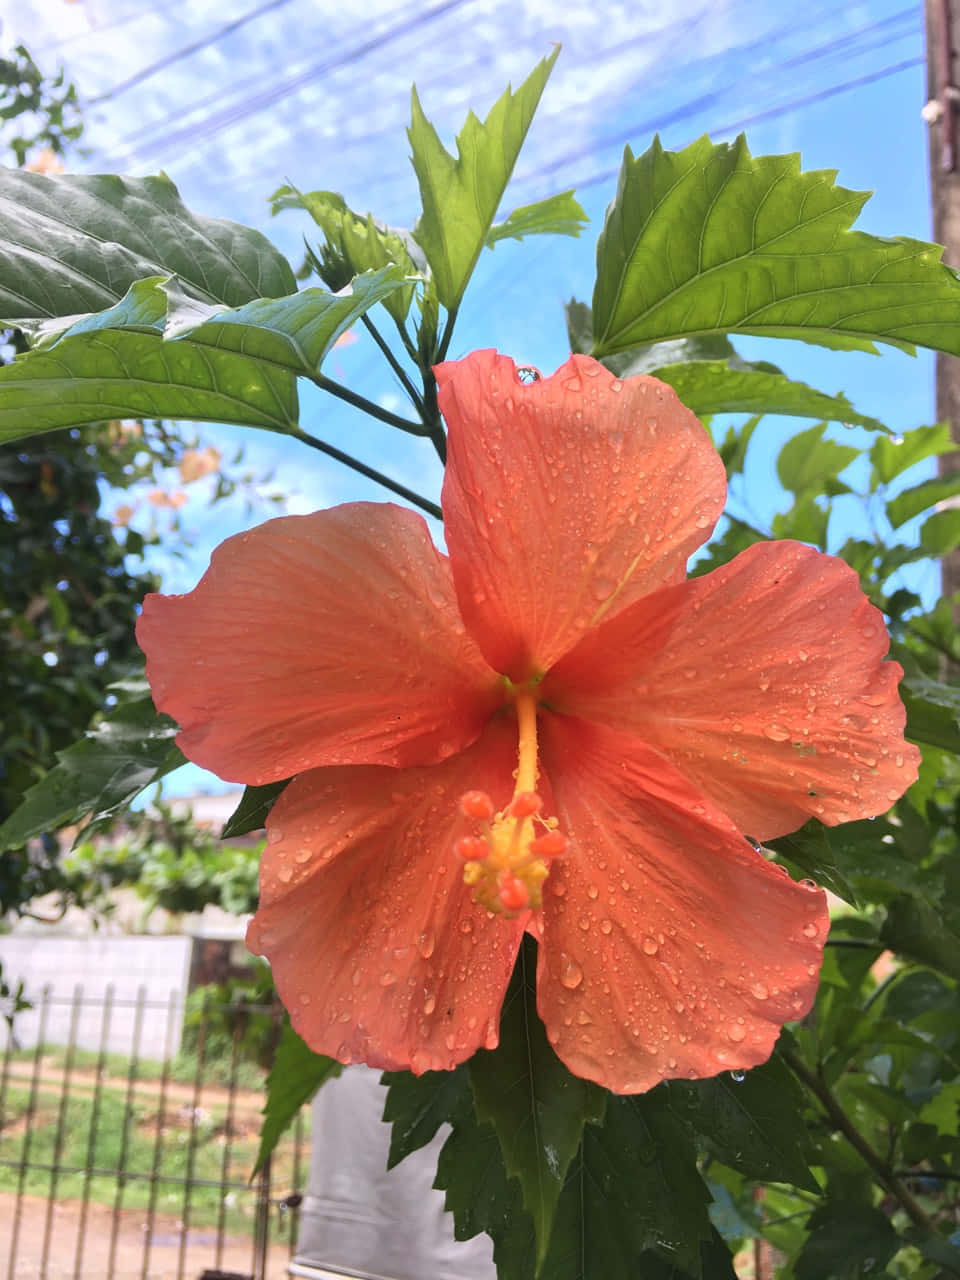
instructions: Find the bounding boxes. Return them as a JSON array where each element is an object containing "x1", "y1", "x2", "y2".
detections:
[
  {"x1": 25, "y1": 149, "x2": 65, "y2": 175},
  {"x1": 137, "y1": 351, "x2": 919, "y2": 1093},
  {"x1": 178, "y1": 446, "x2": 221, "y2": 484}
]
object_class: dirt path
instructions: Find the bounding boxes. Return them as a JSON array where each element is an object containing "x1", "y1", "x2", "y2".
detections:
[{"x1": 0, "y1": 1191, "x2": 297, "y2": 1279}]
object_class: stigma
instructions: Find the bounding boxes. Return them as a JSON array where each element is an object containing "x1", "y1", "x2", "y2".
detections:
[{"x1": 454, "y1": 691, "x2": 566, "y2": 915}]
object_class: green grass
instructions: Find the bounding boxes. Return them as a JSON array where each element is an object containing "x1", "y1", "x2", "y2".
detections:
[
  {"x1": 0, "y1": 1067, "x2": 308, "y2": 1237},
  {"x1": 7, "y1": 1042, "x2": 267, "y2": 1091}
]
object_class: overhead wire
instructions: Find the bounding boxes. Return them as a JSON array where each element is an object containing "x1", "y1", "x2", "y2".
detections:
[
  {"x1": 98, "y1": 0, "x2": 477, "y2": 169},
  {"x1": 88, "y1": 0, "x2": 297, "y2": 104}
]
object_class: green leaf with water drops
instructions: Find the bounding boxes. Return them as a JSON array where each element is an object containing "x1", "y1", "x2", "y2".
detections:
[
  {"x1": 765, "y1": 822, "x2": 858, "y2": 906},
  {"x1": 669, "y1": 1047, "x2": 819, "y2": 1191},
  {"x1": 0, "y1": 686, "x2": 185, "y2": 851},
  {"x1": 254, "y1": 1017, "x2": 341, "y2": 1175},
  {"x1": 870, "y1": 421, "x2": 955, "y2": 486},
  {"x1": 220, "y1": 779, "x2": 289, "y2": 839},
  {"x1": 408, "y1": 48, "x2": 559, "y2": 310},
  {"x1": 381, "y1": 1063, "x2": 473, "y2": 1169},
  {"x1": 592, "y1": 133, "x2": 960, "y2": 359},
  {"x1": 468, "y1": 935, "x2": 607, "y2": 1268}
]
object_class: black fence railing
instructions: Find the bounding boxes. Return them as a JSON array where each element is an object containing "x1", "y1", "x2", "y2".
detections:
[{"x1": 0, "y1": 985, "x2": 307, "y2": 1280}]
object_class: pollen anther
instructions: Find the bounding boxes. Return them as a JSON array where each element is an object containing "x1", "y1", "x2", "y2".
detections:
[{"x1": 453, "y1": 690, "x2": 565, "y2": 916}]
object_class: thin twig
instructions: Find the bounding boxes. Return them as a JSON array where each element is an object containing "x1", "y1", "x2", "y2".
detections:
[
  {"x1": 361, "y1": 314, "x2": 426, "y2": 414},
  {"x1": 289, "y1": 428, "x2": 441, "y2": 519},
  {"x1": 781, "y1": 1047, "x2": 939, "y2": 1236},
  {"x1": 311, "y1": 373, "x2": 428, "y2": 436}
]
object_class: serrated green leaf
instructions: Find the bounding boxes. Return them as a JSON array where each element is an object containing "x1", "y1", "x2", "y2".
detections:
[
  {"x1": 887, "y1": 472, "x2": 960, "y2": 528},
  {"x1": 871, "y1": 422, "x2": 956, "y2": 485},
  {"x1": 543, "y1": 1092, "x2": 714, "y2": 1277},
  {"x1": 881, "y1": 895, "x2": 960, "y2": 980},
  {"x1": 776, "y1": 423, "x2": 860, "y2": 494},
  {"x1": 794, "y1": 1201, "x2": 900, "y2": 1279},
  {"x1": 592, "y1": 133, "x2": 960, "y2": 359},
  {"x1": 380, "y1": 1064, "x2": 473, "y2": 1169},
  {"x1": 487, "y1": 191, "x2": 588, "y2": 246},
  {"x1": 0, "y1": 689, "x2": 185, "y2": 850},
  {"x1": 468, "y1": 936, "x2": 606, "y2": 1266},
  {"x1": 567, "y1": 297, "x2": 742, "y2": 375},
  {"x1": 919, "y1": 507, "x2": 960, "y2": 555},
  {"x1": 409, "y1": 49, "x2": 558, "y2": 309},
  {"x1": 765, "y1": 822, "x2": 858, "y2": 906},
  {"x1": 271, "y1": 185, "x2": 420, "y2": 324},
  {"x1": 221, "y1": 780, "x2": 289, "y2": 839},
  {"x1": 435, "y1": 1088, "x2": 539, "y2": 1280},
  {"x1": 669, "y1": 1048, "x2": 819, "y2": 1191},
  {"x1": 653, "y1": 361, "x2": 886, "y2": 433},
  {"x1": 0, "y1": 327, "x2": 298, "y2": 443},
  {"x1": 0, "y1": 166, "x2": 295, "y2": 322},
  {"x1": 254, "y1": 1018, "x2": 340, "y2": 1175}
]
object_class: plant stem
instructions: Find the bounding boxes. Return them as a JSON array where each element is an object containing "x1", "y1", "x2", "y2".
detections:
[
  {"x1": 781, "y1": 1047, "x2": 938, "y2": 1235},
  {"x1": 361, "y1": 314, "x2": 425, "y2": 414},
  {"x1": 436, "y1": 306, "x2": 458, "y2": 363},
  {"x1": 311, "y1": 373, "x2": 427, "y2": 436},
  {"x1": 289, "y1": 428, "x2": 441, "y2": 520}
]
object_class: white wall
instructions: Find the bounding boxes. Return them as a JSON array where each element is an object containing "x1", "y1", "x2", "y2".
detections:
[{"x1": 0, "y1": 935, "x2": 192, "y2": 1059}]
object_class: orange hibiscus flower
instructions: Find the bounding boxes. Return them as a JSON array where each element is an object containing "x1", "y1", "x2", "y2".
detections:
[{"x1": 137, "y1": 350, "x2": 919, "y2": 1093}]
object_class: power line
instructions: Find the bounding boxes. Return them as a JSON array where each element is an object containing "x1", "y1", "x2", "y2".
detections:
[
  {"x1": 30, "y1": 0, "x2": 195, "y2": 54},
  {"x1": 100, "y1": 0, "x2": 475, "y2": 168},
  {"x1": 88, "y1": 0, "x2": 297, "y2": 104}
]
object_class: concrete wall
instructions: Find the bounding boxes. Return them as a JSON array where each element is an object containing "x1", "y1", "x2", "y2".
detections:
[{"x1": 0, "y1": 935, "x2": 192, "y2": 1059}]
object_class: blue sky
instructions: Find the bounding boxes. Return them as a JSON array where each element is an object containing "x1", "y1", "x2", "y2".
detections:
[{"x1": 4, "y1": 0, "x2": 939, "y2": 795}]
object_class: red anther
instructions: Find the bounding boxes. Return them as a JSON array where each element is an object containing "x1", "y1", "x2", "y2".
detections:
[
  {"x1": 454, "y1": 835, "x2": 488, "y2": 862},
  {"x1": 460, "y1": 790, "x2": 495, "y2": 821},
  {"x1": 508, "y1": 791, "x2": 542, "y2": 818},
  {"x1": 498, "y1": 873, "x2": 529, "y2": 912},
  {"x1": 530, "y1": 831, "x2": 567, "y2": 858}
]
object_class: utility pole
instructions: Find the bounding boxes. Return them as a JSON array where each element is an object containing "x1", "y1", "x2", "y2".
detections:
[{"x1": 926, "y1": 0, "x2": 960, "y2": 604}]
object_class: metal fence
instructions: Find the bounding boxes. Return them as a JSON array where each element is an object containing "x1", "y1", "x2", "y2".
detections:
[{"x1": 0, "y1": 985, "x2": 307, "y2": 1280}]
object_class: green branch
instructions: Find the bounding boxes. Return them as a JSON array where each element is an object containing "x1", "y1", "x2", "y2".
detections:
[
  {"x1": 781, "y1": 1047, "x2": 939, "y2": 1237},
  {"x1": 311, "y1": 373, "x2": 427, "y2": 436},
  {"x1": 289, "y1": 427, "x2": 441, "y2": 520},
  {"x1": 361, "y1": 314, "x2": 426, "y2": 414}
]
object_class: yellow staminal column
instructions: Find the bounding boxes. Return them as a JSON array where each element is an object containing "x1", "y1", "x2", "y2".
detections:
[{"x1": 455, "y1": 690, "x2": 567, "y2": 915}]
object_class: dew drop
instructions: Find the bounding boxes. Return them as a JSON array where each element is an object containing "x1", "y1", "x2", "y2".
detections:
[
  {"x1": 559, "y1": 953, "x2": 584, "y2": 989},
  {"x1": 576, "y1": 1009, "x2": 593, "y2": 1025},
  {"x1": 380, "y1": 972, "x2": 397, "y2": 987},
  {"x1": 642, "y1": 937, "x2": 659, "y2": 956},
  {"x1": 751, "y1": 982, "x2": 769, "y2": 1000},
  {"x1": 763, "y1": 723, "x2": 790, "y2": 742},
  {"x1": 600, "y1": 919, "x2": 613, "y2": 935},
  {"x1": 417, "y1": 930, "x2": 436, "y2": 959},
  {"x1": 802, "y1": 922, "x2": 819, "y2": 938},
  {"x1": 423, "y1": 993, "x2": 436, "y2": 1015},
  {"x1": 729, "y1": 1069, "x2": 746, "y2": 1083},
  {"x1": 586, "y1": 883, "x2": 599, "y2": 900},
  {"x1": 799, "y1": 878, "x2": 818, "y2": 892},
  {"x1": 267, "y1": 829, "x2": 283, "y2": 845},
  {"x1": 727, "y1": 1021, "x2": 746, "y2": 1042},
  {"x1": 277, "y1": 865, "x2": 293, "y2": 884}
]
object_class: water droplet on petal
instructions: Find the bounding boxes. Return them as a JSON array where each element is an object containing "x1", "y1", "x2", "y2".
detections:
[
  {"x1": 560, "y1": 953, "x2": 584, "y2": 989},
  {"x1": 642, "y1": 937, "x2": 659, "y2": 956},
  {"x1": 751, "y1": 982, "x2": 769, "y2": 1000},
  {"x1": 763, "y1": 723, "x2": 790, "y2": 742},
  {"x1": 417, "y1": 930, "x2": 436, "y2": 959},
  {"x1": 727, "y1": 1021, "x2": 747, "y2": 1042},
  {"x1": 730, "y1": 1069, "x2": 746, "y2": 1083},
  {"x1": 802, "y1": 922, "x2": 819, "y2": 938}
]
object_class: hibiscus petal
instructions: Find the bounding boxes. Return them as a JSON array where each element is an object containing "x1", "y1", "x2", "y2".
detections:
[
  {"x1": 246, "y1": 722, "x2": 525, "y2": 1072},
  {"x1": 436, "y1": 350, "x2": 726, "y2": 680},
  {"x1": 537, "y1": 715, "x2": 828, "y2": 1094},
  {"x1": 546, "y1": 540, "x2": 919, "y2": 840},
  {"x1": 137, "y1": 503, "x2": 501, "y2": 784}
]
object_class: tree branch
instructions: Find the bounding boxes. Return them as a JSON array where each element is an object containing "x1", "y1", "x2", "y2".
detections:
[
  {"x1": 781, "y1": 1047, "x2": 939, "y2": 1236},
  {"x1": 289, "y1": 428, "x2": 441, "y2": 520}
]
